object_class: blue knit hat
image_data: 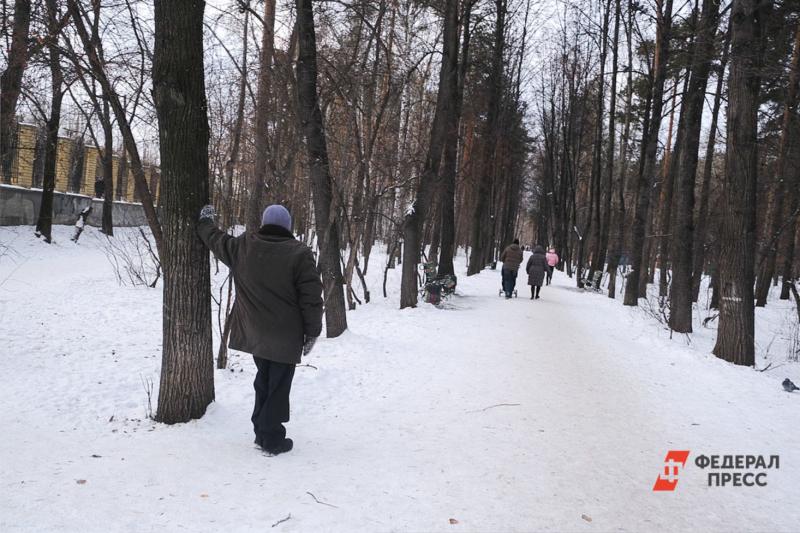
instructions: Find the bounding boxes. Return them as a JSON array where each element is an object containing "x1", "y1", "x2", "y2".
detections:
[{"x1": 261, "y1": 204, "x2": 292, "y2": 232}]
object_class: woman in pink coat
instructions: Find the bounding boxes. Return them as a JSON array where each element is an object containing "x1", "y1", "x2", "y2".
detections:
[{"x1": 545, "y1": 248, "x2": 559, "y2": 285}]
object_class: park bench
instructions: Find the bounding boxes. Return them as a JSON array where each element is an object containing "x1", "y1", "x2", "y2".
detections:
[
  {"x1": 419, "y1": 261, "x2": 457, "y2": 305},
  {"x1": 581, "y1": 270, "x2": 603, "y2": 292}
]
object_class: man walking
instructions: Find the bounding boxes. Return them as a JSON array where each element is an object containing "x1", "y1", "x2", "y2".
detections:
[
  {"x1": 198, "y1": 204, "x2": 323, "y2": 455},
  {"x1": 499, "y1": 238, "x2": 524, "y2": 298}
]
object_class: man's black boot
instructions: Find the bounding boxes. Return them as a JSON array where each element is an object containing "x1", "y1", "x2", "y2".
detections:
[{"x1": 262, "y1": 438, "x2": 293, "y2": 456}]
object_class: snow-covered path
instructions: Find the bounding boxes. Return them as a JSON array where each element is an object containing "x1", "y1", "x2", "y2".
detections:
[{"x1": 1, "y1": 226, "x2": 798, "y2": 532}]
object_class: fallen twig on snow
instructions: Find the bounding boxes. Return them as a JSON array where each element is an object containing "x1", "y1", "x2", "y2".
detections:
[
  {"x1": 467, "y1": 403, "x2": 521, "y2": 413},
  {"x1": 756, "y1": 362, "x2": 784, "y2": 373},
  {"x1": 271, "y1": 514, "x2": 291, "y2": 527},
  {"x1": 306, "y1": 491, "x2": 338, "y2": 508}
]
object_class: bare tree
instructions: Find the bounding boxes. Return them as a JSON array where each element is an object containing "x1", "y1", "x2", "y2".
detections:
[
  {"x1": 152, "y1": 0, "x2": 215, "y2": 423},
  {"x1": 623, "y1": 0, "x2": 674, "y2": 306},
  {"x1": 400, "y1": 0, "x2": 459, "y2": 307},
  {"x1": 712, "y1": 0, "x2": 770, "y2": 366},
  {"x1": 295, "y1": 0, "x2": 347, "y2": 337},
  {"x1": 669, "y1": 0, "x2": 721, "y2": 332},
  {"x1": 1, "y1": 0, "x2": 32, "y2": 183},
  {"x1": 34, "y1": 0, "x2": 66, "y2": 243}
]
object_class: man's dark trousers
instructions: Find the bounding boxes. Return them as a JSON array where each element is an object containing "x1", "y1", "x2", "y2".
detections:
[
  {"x1": 252, "y1": 357, "x2": 296, "y2": 447},
  {"x1": 501, "y1": 268, "x2": 518, "y2": 296}
]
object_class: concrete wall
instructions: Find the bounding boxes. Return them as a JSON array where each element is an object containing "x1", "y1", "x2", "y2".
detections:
[{"x1": 0, "y1": 184, "x2": 149, "y2": 227}]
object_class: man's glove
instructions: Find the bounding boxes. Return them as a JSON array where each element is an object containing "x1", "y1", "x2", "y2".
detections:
[
  {"x1": 303, "y1": 336, "x2": 318, "y2": 356},
  {"x1": 199, "y1": 204, "x2": 217, "y2": 222}
]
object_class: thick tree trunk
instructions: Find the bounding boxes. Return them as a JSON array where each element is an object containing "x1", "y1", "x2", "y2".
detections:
[
  {"x1": 152, "y1": 0, "x2": 215, "y2": 423},
  {"x1": 712, "y1": 0, "x2": 768, "y2": 366},
  {"x1": 755, "y1": 22, "x2": 800, "y2": 306},
  {"x1": 0, "y1": 0, "x2": 31, "y2": 183},
  {"x1": 295, "y1": 0, "x2": 347, "y2": 336},
  {"x1": 624, "y1": 0, "x2": 674, "y2": 306},
  {"x1": 400, "y1": 0, "x2": 459, "y2": 308},
  {"x1": 34, "y1": 0, "x2": 64, "y2": 243},
  {"x1": 669, "y1": 0, "x2": 721, "y2": 333}
]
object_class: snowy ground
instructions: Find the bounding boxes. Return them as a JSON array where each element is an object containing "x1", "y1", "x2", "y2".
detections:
[{"x1": 1, "y1": 225, "x2": 798, "y2": 532}]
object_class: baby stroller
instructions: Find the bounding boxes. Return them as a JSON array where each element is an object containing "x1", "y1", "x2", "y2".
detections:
[{"x1": 499, "y1": 270, "x2": 518, "y2": 298}]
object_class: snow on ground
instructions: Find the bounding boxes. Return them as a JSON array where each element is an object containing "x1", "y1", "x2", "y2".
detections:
[{"x1": 1, "y1": 225, "x2": 798, "y2": 532}]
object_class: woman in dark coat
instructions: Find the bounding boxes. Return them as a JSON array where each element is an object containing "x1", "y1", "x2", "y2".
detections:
[{"x1": 526, "y1": 245, "x2": 547, "y2": 299}]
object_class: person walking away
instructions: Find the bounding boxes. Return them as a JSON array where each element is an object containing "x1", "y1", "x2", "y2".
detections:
[
  {"x1": 545, "y1": 247, "x2": 559, "y2": 285},
  {"x1": 526, "y1": 245, "x2": 547, "y2": 299},
  {"x1": 499, "y1": 238, "x2": 524, "y2": 298},
  {"x1": 198, "y1": 204, "x2": 323, "y2": 456}
]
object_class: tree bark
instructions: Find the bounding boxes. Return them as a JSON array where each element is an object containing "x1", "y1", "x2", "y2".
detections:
[
  {"x1": 624, "y1": 0, "x2": 674, "y2": 306},
  {"x1": 656, "y1": 77, "x2": 681, "y2": 298},
  {"x1": 247, "y1": 0, "x2": 276, "y2": 233},
  {"x1": 400, "y1": 0, "x2": 459, "y2": 308},
  {"x1": 585, "y1": 0, "x2": 611, "y2": 287},
  {"x1": 101, "y1": 98, "x2": 114, "y2": 235},
  {"x1": 34, "y1": 0, "x2": 64, "y2": 243},
  {"x1": 467, "y1": 0, "x2": 505, "y2": 276},
  {"x1": 754, "y1": 21, "x2": 800, "y2": 306},
  {"x1": 152, "y1": 0, "x2": 215, "y2": 423},
  {"x1": 438, "y1": 0, "x2": 473, "y2": 279},
  {"x1": 692, "y1": 24, "x2": 730, "y2": 302},
  {"x1": 607, "y1": 0, "x2": 630, "y2": 298},
  {"x1": 0, "y1": 0, "x2": 31, "y2": 183},
  {"x1": 669, "y1": 0, "x2": 721, "y2": 332},
  {"x1": 295, "y1": 0, "x2": 348, "y2": 336},
  {"x1": 593, "y1": 0, "x2": 620, "y2": 290},
  {"x1": 712, "y1": 0, "x2": 769, "y2": 366}
]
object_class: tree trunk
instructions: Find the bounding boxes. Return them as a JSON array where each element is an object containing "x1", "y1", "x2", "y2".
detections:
[
  {"x1": 712, "y1": 0, "x2": 768, "y2": 366},
  {"x1": 467, "y1": 0, "x2": 505, "y2": 276},
  {"x1": 624, "y1": 0, "x2": 674, "y2": 306},
  {"x1": 755, "y1": 22, "x2": 800, "y2": 306},
  {"x1": 438, "y1": 0, "x2": 472, "y2": 279},
  {"x1": 101, "y1": 98, "x2": 114, "y2": 236},
  {"x1": 593, "y1": 0, "x2": 620, "y2": 290},
  {"x1": 669, "y1": 0, "x2": 721, "y2": 333},
  {"x1": 779, "y1": 217, "x2": 798, "y2": 299},
  {"x1": 152, "y1": 0, "x2": 215, "y2": 423},
  {"x1": 585, "y1": 0, "x2": 611, "y2": 287},
  {"x1": 34, "y1": 0, "x2": 64, "y2": 244},
  {"x1": 656, "y1": 77, "x2": 681, "y2": 298},
  {"x1": 0, "y1": 0, "x2": 31, "y2": 183},
  {"x1": 295, "y1": 0, "x2": 347, "y2": 336},
  {"x1": 400, "y1": 0, "x2": 459, "y2": 308},
  {"x1": 607, "y1": 0, "x2": 630, "y2": 298},
  {"x1": 247, "y1": 0, "x2": 276, "y2": 233},
  {"x1": 217, "y1": 8, "x2": 250, "y2": 370},
  {"x1": 692, "y1": 25, "x2": 730, "y2": 302}
]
